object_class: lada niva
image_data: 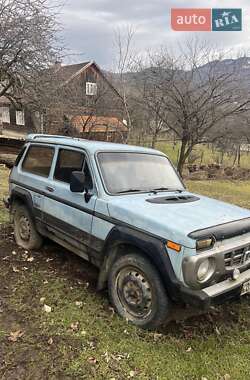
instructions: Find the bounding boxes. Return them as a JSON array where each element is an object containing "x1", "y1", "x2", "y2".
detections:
[{"x1": 4, "y1": 134, "x2": 250, "y2": 328}]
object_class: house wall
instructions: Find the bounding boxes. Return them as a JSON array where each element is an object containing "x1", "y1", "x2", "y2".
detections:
[
  {"x1": 1, "y1": 104, "x2": 35, "y2": 136},
  {"x1": 1, "y1": 63, "x2": 125, "y2": 141},
  {"x1": 46, "y1": 64, "x2": 125, "y2": 139}
]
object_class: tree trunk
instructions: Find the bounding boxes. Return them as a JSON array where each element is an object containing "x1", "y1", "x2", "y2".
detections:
[
  {"x1": 177, "y1": 139, "x2": 187, "y2": 175},
  {"x1": 177, "y1": 138, "x2": 195, "y2": 176},
  {"x1": 220, "y1": 151, "x2": 224, "y2": 165},
  {"x1": 237, "y1": 144, "x2": 241, "y2": 167},
  {"x1": 232, "y1": 148, "x2": 237, "y2": 167},
  {"x1": 151, "y1": 131, "x2": 158, "y2": 148}
]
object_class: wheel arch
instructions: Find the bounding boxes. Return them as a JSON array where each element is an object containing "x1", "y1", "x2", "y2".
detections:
[
  {"x1": 97, "y1": 225, "x2": 181, "y2": 302},
  {"x1": 10, "y1": 187, "x2": 34, "y2": 221}
]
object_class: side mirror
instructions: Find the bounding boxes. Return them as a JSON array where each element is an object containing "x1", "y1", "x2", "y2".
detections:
[{"x1": 70, "y1": 171, "x2": 86, "y2": 193}]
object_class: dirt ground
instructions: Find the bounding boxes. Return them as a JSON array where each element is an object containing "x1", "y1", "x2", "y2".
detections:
[
  {"x1": 0, "y1": 226, "x2": 100, "y2": 380},
  {"x1": 1, "y1": 224, "x2": 250, "y2": 380}
]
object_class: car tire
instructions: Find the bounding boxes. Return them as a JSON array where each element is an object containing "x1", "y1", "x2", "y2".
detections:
[
  {"x1": 108, "y1": 253, "x2": 171, "y2": 329},
  {"x1": 13, "y1": 203, "x2": 43, "y2": 250}
]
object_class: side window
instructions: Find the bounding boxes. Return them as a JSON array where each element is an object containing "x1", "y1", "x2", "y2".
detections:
[
  {"x1": 54, "y1": 149, "x2": 93, "y2": 189},
  {"x1": 54, "y1": 149, "x2": 85, "y2": 184},
  {"x1": 22, "y1": 145, "x2": 54, "y2": 177},
  {"x1": 15, "y1": 146, "x2": 26, "y2": 167}
]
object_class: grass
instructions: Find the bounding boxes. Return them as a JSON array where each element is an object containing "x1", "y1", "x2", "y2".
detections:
[
  {"x1": 154, "y1": 141, "x2": 250, "y2": 169},
  {"x1": 187, "y1": 180, "x2": 250, "y2": 210},
  {"x1": 0, "y1": 165, "x2": 9, "y2": 223},
  {"x1": 0, "y1": 165, "x2": 250, "y2": 379}
]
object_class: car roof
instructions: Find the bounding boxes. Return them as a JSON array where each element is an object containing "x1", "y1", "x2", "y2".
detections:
[{"x1": 26, "y1": 134, "x2": 164, "y2": 156}]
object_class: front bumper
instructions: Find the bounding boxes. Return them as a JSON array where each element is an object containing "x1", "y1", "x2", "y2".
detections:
[
  {"x1": 203, "y1": 268, "x2": 250, "y2": 298},
  {"x1": 180, "y1": 268, "x2": 250, "y2": 309}
]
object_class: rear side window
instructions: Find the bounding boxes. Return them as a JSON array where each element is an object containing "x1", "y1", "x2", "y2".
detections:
[
  {"x1": 14, "y1": 146, "x2": 26, "y2": 167},
  {"x1": 54, "y1": 149, "x2": 85, "y2": 183},
  {"x1": 22, "y1": 145, "x2": 54, "y2": 177}
]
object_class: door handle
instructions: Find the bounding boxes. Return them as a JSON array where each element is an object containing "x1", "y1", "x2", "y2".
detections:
[{"x1": 46, "y1": 186, "x2": 55, "y2": 193}]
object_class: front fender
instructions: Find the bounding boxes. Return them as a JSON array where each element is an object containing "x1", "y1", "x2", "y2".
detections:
[
  {"x1": 97, "y1": 225, "x2": 183, "y2": 303},
  {"x1": 9, "y1": 187, "x2": 35, "y2": 221}
]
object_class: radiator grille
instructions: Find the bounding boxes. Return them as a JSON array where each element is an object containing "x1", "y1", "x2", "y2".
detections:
[{"x1": 224, "y1": 246, "x2": 250, "y2": 268}]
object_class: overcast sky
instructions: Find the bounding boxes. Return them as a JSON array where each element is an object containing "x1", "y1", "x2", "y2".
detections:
[{"x1": 58, "y1": 0, "x2": 250, "y2": 69}]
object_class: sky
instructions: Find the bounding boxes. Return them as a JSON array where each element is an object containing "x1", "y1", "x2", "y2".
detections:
[{"x1": 58, "y1": 0, "x2": 250, "y2": 69}]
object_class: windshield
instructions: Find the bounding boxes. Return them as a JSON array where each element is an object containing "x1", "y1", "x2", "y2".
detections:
[{"x1": 97, "y1": 152, "x2": 184, "y2": 194}]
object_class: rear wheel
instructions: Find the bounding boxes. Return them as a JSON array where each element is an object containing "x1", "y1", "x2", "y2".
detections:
[
  {"x1": 108, "y1": 253, "x2": 171, "y2": 329},
  {"x1": 13, "y1": 204, "x2": 43, "y2": 250}
]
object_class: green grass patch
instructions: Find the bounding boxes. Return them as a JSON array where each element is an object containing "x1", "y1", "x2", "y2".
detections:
[
  {"x1": 187, "y1": 180, "x2": 250, "y2": 209},
  {"x1": 1, "y1": 168, "x2": 250, "y2": 379},
  {"x1": 155, "y1": 141, "x2": 250, "y2": 169}
]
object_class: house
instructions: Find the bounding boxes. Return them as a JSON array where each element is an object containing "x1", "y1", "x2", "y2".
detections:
[
  {"x1": 71, "y1": 115, "x2": 128, "y2": 142},
  {"x1": 0, "y1": 96, "x2": 26, "y2": 136},
  {"x1": 0, "y1": 61, "x2": 128, "y2": 142}
]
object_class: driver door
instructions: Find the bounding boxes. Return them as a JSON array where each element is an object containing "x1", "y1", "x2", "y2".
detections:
[{"x1": 42, "y1": 146, "x2": 97, "y2": 258}]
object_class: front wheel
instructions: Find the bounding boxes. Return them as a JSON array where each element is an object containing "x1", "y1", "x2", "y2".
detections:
[{"x1": 108, "y1": 253, "x2": 171, "y2": 329}]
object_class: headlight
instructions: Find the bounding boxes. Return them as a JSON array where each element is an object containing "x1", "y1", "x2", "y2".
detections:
[
  {"x1": 196, "y1": 237, "x2": 214, "y2": 251},
  {"x1": 197, "y1": 258, "x2": 215, "y2": 282}
]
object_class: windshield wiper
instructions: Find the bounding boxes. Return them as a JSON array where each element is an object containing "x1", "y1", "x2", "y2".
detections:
[
  {"x1": 151, "y1": 187, "x2": 184, "y2": 193},
  {"x1": 117, "y1": 189, "x2": 142, "y2": 194}
]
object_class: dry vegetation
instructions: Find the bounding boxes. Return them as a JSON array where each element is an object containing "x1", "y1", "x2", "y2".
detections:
[{"x1": 0, "y1": 165, "x2": 250, "y2": 379}]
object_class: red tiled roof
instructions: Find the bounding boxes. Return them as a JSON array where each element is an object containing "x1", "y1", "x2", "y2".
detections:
[{"x1": 71, "y1": 115, "x2": 128, "y2": 133}]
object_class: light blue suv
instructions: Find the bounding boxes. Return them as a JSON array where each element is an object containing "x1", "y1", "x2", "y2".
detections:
[{"x1": 5, "y1": 134, "x2": 250, "y2": 328}]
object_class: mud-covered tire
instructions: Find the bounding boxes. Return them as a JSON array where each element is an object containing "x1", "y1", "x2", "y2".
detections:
[
  {"x1": 108, "y1": 253, "x2": 171, "y2": 329},
  {"x1": 13, "y1": 204, "x2": 43, "y2": 250}
]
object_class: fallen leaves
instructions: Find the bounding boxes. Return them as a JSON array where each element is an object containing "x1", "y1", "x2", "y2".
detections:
[
  {"x1": 43, "y1": 304, "x2": 52, "y2": 313},
  {"x1": 40, "y1": 297, "x2": 46, "y2": 304},
  {"x1": 69, "y1": 321, "x2": 79, "y2": 332},
  {"x1": 48, "y1": 337, "x2": 53, "y2": 345},
  {"x1": 87, "y1": 356, "x2": 98, "y2": 365},
  {"x1": 8, "y1": 330, "x2": 24, "y2": 342},
  {"x1": 75, "y1": 301, "x2": 83, "y2": 308},
  {"x1": 153, "y1": 332, "x2": 163, "y2": 342},
  {"x1": 128, "y1": 370, "x2": 136, "y2": 378},
  {"x1": 2, "y1": 256, "x2": 9, "y2": 261}
]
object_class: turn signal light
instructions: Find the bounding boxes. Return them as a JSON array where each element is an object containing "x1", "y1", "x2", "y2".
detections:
[{"x1": 167, "y1": 240, "x2": 182, "y2": 252}]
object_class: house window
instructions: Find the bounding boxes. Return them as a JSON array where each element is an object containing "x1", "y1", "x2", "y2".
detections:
[
  {"x1": 0, "y1": 106, "x2": 10, "y2": 123},
  {"x1": 16, "y1": 110, "x2": 25, "y2": 126},
  {"x1": 86, "y1": 82, "x2": 97, "y2": 96}
]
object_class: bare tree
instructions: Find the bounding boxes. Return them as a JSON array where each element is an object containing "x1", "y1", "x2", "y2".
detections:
[
  {"x1": 112, "y1": 26, "x2": 136, "y2": 141},
  {"x1": 0, "y1": 0, "x2": 61, "y2": 107},
  {"x1": 134, "y1": 40, "x2": 250, "y2": 174}
]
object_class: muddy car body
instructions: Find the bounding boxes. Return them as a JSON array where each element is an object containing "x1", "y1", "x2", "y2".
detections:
[{"x1": 5, "y1": 134, "x2": 250, "y2": 328}]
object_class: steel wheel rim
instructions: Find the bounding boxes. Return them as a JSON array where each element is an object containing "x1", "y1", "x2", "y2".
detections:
[
  {"x1": 116, "y1": 266, "x2": 153, "y2": 319},
  {"x1": 19, "y1": 216, "x2": 31, "y2": 241}
]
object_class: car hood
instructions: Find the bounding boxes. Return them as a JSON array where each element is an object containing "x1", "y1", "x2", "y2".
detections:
[{"x1": 107, "y1": 191, "x2": 250, "y2": 248}]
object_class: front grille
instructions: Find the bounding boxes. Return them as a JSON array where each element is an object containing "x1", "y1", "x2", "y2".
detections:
[{"x1": 224, "y1": 245, "x2": 250, "y2": 268}]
